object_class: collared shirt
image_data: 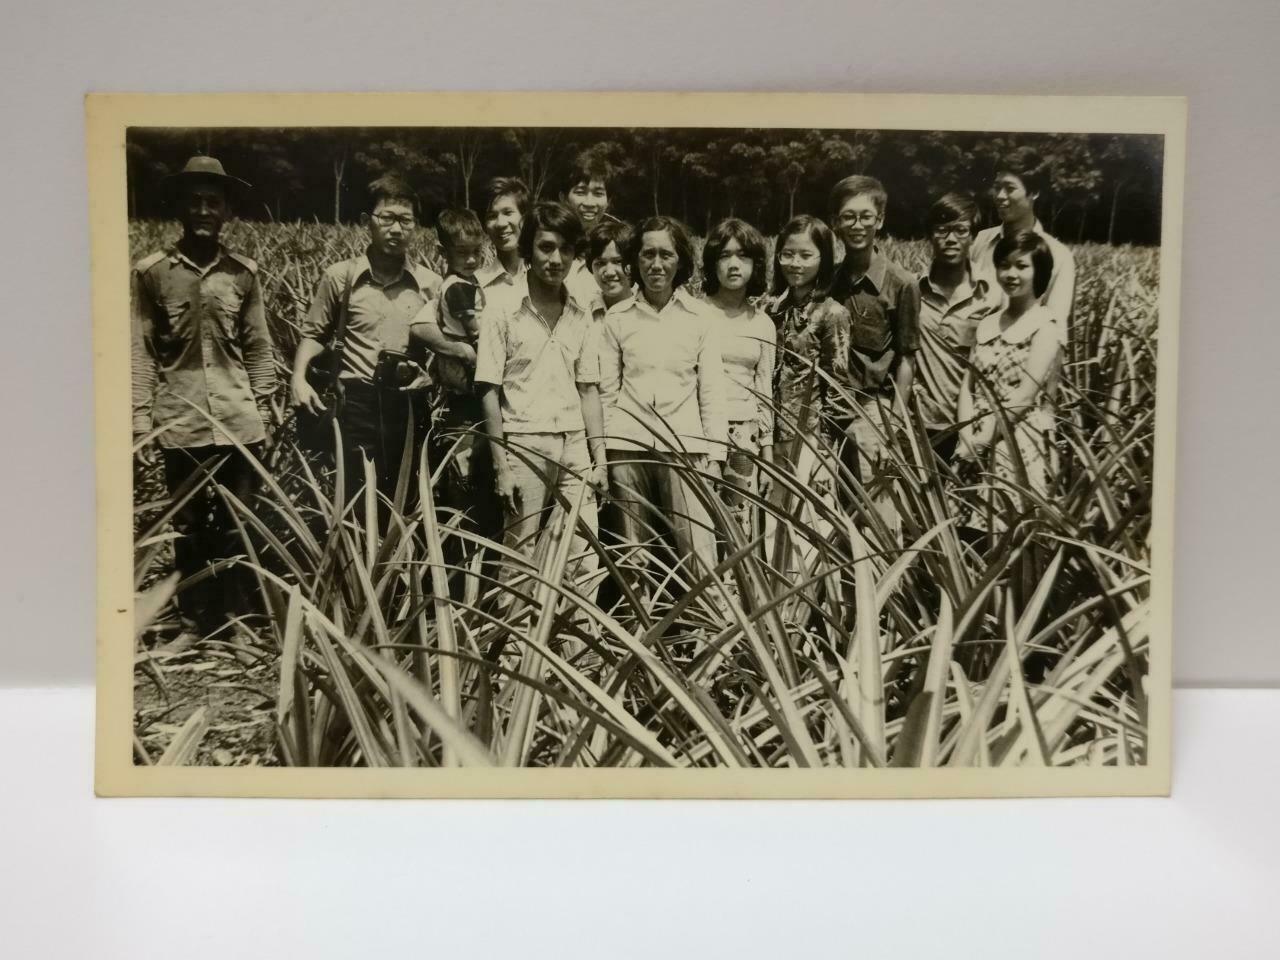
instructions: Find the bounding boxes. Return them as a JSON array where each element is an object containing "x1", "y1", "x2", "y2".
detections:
[
  {"x1": 915, "y1": 269, "x2": 1001, "y2": 430},
  {"x1": 300, "y1": 251, "x2": 442, "y2": 383},
  {"x1": 131, "y1": 244, "x2": 276, "y2": 448},
  {"x1": 970, "y1": 220, "x2": 1077, "y2": 327},
  {"x1": 566, "y1": 258, "x2": 604, "y2": 316},
  {"x1": 474, "y1": 276, "x2": 599, "y2": 434},
  {"x1": 705, "y1": 299, "x2": 776, "y2": 438},
  {"x1": 829, "y1": 248, "x2": 921, "y2": 393},
  {"x1": 474, "y1": 257, "x2": 526, "y2": 294},
  {"x1": 765, "y1": 290, "x2": 852, "y2": 440},
  {"x1": 599, "y1": 287, "x2": 728, "y2": 456}
]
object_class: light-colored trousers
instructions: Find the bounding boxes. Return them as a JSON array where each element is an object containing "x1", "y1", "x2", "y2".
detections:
[{"x1": 502, "y1": 430, "x2": 600, "y2": 598}]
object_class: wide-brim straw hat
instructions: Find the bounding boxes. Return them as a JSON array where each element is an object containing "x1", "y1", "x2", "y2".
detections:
[{"x1": 161, "y1": 155, "x2": 252, "y2": 199}]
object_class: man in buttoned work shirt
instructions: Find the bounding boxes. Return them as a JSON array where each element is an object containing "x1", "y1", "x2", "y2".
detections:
[
  {"x1": 131, "y1": 156, "x2": 277, "y2": 637},
  {"x1": 969, "y1": 152, "x2": 1076, "y2": 329},
  {"x1": 474, "y1": 202, "x2": 608, "y2": 593},
  {"x1": 291, "y1": 174, "x2": 441, "y2": 511},
  {"x1": 915, "y1": 192, "x2": 1002, "y2": 465},
  {"x1": 828, "y1": 175, "x2": 922, "y2": 487}
]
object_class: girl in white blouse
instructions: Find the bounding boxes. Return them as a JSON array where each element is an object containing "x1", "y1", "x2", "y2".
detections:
[{"x1": 701, "y1": 218, "x2": 776, "y2": 540}]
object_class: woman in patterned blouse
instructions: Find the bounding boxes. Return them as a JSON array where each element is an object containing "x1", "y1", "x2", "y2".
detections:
[
  {"x1": 956, "y1": 229, "x2": 1065, "y2": 534},
  {"x1": 764, "y1": 215, "x2": 853, "y2": 474}
]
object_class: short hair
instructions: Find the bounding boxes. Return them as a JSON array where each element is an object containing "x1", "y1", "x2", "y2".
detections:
[
  {"x1": 993, "y1": 229, "x2": 1054, "y2": 299},
  {"x1": 829, "y1": 174, "x2": 888, "y2": 219},
  {"x1": 517, "y1": 201, "x2": 585, "y2": 262},
  {"x1": 564, "y1": 155, "x2": 610, "y2": 195},
  {"x1": 702, "y1": 218, "x2": 769, "y2": 298},
  {"x1": 629, "y1": 216, "x2": 696, "y2": 290},
  {"x1": 479, "y1": 176, "x2": 530, "y2": 218},
  {"x1": 587, "y1": 219, "x2": 635, "y2": 267},
  {"x1": 771, "y1": 215, "x2": 837, "y2": 298},
  {"x1": 366, "y1": 173, "x2": 418, "y2": 216},
  {"x1": 435, "y1": 208, "x2": 487, "y2": 251},
  {"x1": 993, "y1": 149, "x2": 1050, "y2": 199},
  {"x1": 927, "y1": 192, "x2": 983, "y2": 233}
]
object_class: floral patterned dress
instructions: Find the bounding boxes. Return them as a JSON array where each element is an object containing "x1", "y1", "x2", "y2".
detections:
[{"x1": 960, "y1": 304, "x2": 1066, "y2": 531}]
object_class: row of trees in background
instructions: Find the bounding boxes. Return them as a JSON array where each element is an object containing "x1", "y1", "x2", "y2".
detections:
[{"x1": 127, "y1": 126, "x2": 1164, "y2": 245}]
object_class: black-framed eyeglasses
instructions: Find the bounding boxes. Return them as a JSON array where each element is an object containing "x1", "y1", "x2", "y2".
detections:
[
  {"x1": 371, "y1": 212, "x2": 417, "y2": 228},
  {"x1": 931, "y1": 223, "x2": 972, "y2": 240}
]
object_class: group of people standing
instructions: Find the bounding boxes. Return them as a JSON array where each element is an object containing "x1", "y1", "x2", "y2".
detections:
[{"x1": 131, "y1": 149, "x2": 1076, "y2": 639}]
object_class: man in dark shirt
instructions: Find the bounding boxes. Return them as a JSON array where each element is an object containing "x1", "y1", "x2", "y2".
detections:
[
  {"x1": 827, "y1": 174, "x2": 922, "y2": 487},
  {"x1": 131, "y1": 156, "x2": 277, "y2": 638}
]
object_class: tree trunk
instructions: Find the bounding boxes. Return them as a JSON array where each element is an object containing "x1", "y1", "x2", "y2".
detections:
[
  {"x1": 333, "y1": 151, "x2": 347, "y2": 225},
  {"x1": 1076, "y1": 204, "x2": 1087, "y2": 243},
  {"x1": 788, "y1": 183, "x2": 798, "y2": 220},
  {"x1": 1107, "y1": 179, "x2": 1126, "y2": 245}
]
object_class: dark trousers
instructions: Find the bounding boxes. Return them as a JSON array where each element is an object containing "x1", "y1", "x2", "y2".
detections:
[
  {"x1": 161, "y1": 443, "x2": 262, "y2": 633},
  {"x1": 338, "y1": 381, "x2": 428, "y2": 516},
  {"x1": 434, "y1": 392, "x2": 503, "y2": 601}
]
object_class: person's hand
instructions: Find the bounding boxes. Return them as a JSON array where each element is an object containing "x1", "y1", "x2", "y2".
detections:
[
  {"x1": 257, "y1": 401, "x2": 275, "y2": 442},
  {"x1": 291, "y1": 376, "x2": 325, "y2": 415},
  {"x1": 588, "y1": 463, "x2": 609, "y2": 497},
  {"x1": 495, "y1": 466, "x2": 519, "y2": 516},
  {"x1": 133, "y1": 433, "x2": 158, "y2": 470},
  {"x1": 705, "y1": 459, "x2": 723, "y2": 481},
  {"x1": 757, "y1": 468, "x2": 773, "y2": 501},
  {"x1": 456, "y1": 342, "x2": 478, "y2": 368}
]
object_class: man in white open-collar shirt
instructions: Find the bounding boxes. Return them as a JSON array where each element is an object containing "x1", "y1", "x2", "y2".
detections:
[
  {"x1": 598, "y1": 216, "x2": 727, "y2": 592},
  {"x1": 474, "y1": 202, "x2": 608, "y2": 593}
]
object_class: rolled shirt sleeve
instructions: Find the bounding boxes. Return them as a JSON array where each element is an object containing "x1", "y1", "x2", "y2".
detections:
[
  {"x1": 472, "y1": 299, "x2": 508, "y2": 387},
  {"x1": 574, "y1": 320, "x2": 601, "y2": 385},
  {"x1": 300, "y1": 268, "x2": 339, "y2": 344},
  {"x1": 1044, "y1": 242, "x2": 1077, "y2": 327},
  {"x1": 240, "y1": 275, "x2": 278, "y2": 406},
  {"x1": 696, "y1": 313, "x2": 728, "y2": 456},
  {"x1": 895, "y1": 277, "x2": 922, "y2": 355},
  {"x1": 755, "y1": 319, "x2": 776, "y2": 441},
  {"x1": 130, "y1": 267, "x2": 158, "y2": 437}
]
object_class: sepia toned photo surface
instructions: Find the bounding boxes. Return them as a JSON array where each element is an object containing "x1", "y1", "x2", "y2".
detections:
[{"x1": 91, "y1": 92, "x2": 1184, "y2": 798}]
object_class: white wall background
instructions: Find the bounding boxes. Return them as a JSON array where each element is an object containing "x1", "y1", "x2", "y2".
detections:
[{"x1": 0, "y1": 0, "x2": 1275, "y2": 687}]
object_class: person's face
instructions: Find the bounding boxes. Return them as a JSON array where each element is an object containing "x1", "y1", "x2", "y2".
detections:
[
  {"x1": 565, "y1": 178, "x2": 609, "y2": 227},
  {"x1": 638, "y1": 229, "x2": 679, "y2": 296},
  {"x1": 834, "y1": 193, "x2": 883, "y2": 252},
  {"x1": 991, "y1": 173, "x2": 1036, "y2": 224},
  {"x1": 180, "y1": 183, "x2": 228, "y2": 240},
  {"x1": 777, "y1": 232, "x2": 821, "y2": 292},
  {"x1": 591, "y1": 240, "x2": 630, "y2": 303},
  {"x1": 929, "y1": 218, "x2": 974, "y2": 266},
  {"x1": 485, "y1": 194, "x2": 523, "y2": 255},
  {"x1": 365, "y1": 198, "x2": 417, "y2": 258},
  {"x1": 715, "y1": 237, "x2": 754, "y2": 294},
  {"x1": 528, "y1": 229, "x2": 574, "y2": 287},
  {"x1": 445, "y1": 241, "x2": 483, "y2": 278},
  {"x1": 996, "y1": 252, "x2": 1037, "y2": 302}
]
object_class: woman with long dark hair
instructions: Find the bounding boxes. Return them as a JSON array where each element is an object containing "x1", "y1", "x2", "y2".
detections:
[
  {"x1": 598, "y1": 215, "x2": 727, "y2": 593},
  {"x1": 701, "y1": 217, "x2": 775, "y2": 540}
]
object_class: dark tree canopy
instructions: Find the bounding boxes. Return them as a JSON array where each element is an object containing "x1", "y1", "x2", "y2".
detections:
[{"x1": 127, "y1": 126, "x2": 1164, "y2": 245}]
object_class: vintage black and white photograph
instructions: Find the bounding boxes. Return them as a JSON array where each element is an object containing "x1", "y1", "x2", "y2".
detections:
[{"x1": 91, "y1": 93, "x2": 1182, "y2": 796}]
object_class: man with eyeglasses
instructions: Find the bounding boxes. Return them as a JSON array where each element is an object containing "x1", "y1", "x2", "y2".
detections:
[
  {"x1": 827, "y1": 174, "x2": 921, "y2": 488},
  {"x1": 131, "y1": 156, "x2": 277, "y2": 640},
  {"x1": 291, "y1": 173, "x2": 442, "y2": 508},
  {"x1": 915, "y1": 193, "x2": 1001, "y2": 465}
]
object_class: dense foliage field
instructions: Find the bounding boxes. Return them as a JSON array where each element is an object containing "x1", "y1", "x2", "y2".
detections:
[{"x1": 129, "y1": 219, "x2": 1160, "y2": 770}]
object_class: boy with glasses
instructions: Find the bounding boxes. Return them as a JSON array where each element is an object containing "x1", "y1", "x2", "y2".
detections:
[
  {"x1": 827, "y1": 175, "x2": 921, "y2": 486},
  {"x1": 291, "y1": 174, "x2": 441, "y2": 511},
  {"x1": 915, "y1": 193, "x2": 1001, "y2": 464}
]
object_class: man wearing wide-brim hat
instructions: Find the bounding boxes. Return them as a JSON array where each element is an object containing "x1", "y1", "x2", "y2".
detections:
[{"x1": 131, "y1": 155, "x2": 277, "y2": 642}]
